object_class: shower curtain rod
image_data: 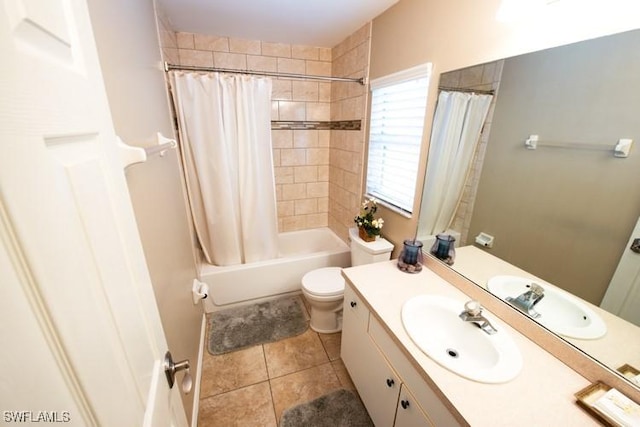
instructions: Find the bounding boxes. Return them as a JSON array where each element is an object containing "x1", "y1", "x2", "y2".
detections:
[
  {"x1": 438, "y1": 86, "x2": 495, "y2": 95},
  {"x1": 164, "y1": 62, "x2": 365, "y2": 85}
]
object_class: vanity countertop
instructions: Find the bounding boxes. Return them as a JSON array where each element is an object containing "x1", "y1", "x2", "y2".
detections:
[
  {"x1": 452, "y1": 246, "x2": 640, "y2": 372},
  {"x1": 342, "y1": 260, "x2": 598, "y2": 426}
]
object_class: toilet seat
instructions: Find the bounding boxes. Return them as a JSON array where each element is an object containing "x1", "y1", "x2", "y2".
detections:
[{"x1": 302, "y1": 267, "x2": 344, "y2": 297}]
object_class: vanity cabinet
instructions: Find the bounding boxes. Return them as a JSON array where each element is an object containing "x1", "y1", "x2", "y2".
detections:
[
  {"x1": 341, "y1": 284, "x2": 461, "y2": 427},
  {"x1": 342, "y1": 286, "x2": 402, "y2": 426}
]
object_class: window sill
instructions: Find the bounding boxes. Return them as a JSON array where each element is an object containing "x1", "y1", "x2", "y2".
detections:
[{"x1": 369, "y1": 196, "x2": 413, "y2": 219}]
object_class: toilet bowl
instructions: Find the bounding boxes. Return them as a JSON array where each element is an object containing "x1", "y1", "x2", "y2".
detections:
[
  {"x1": 302, "y1": 267, "x2": 345, "y2": 333},
  {"x1": 301, "y1": 228, "x2": 394, "y2": 333}
]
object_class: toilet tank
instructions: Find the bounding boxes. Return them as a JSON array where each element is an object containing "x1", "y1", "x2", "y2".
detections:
[{"x1": 348, "y1": 228, "x2": 394, "y2": 266}]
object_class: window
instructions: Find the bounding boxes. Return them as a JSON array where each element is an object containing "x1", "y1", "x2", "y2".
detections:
[{"x1": 365, "y1": 63, "x2": 431, "y2": 215}]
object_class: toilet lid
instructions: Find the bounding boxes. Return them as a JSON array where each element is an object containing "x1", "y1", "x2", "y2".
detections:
[{"x1": 302, "y1": 267, "x2": 345, "y2": 297}]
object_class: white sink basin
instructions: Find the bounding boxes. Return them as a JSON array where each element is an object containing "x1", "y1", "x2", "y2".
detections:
[
  {"x1": 487, "y1": 275, "x2": 606, "y2": 340},
  {"x1": 401, "y1": 295, "x2": 522, "y2": 383}
]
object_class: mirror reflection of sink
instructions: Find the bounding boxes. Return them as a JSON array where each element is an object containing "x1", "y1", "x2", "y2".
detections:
[
  {"x1": 401, "y1": 295, "x2": 522, "y2": 383},
  {"x1": 487, "y1": 275, "x2": 607, "y2": 340}
]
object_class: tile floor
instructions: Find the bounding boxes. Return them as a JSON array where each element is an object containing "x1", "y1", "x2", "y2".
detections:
[{"x1": 198, "y1": 305, "x2": 356, "y2": 426}]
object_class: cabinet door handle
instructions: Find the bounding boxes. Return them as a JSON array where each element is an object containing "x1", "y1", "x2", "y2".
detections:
[
  {"x1": 350, "y1": 301, "x2": 357, "y2": 308},
  {"x1": 386, "y1": 378, "x2": 395, "y2": 387},
  {"x1": 401, "y1": 399, "x2": 410, "y2": 409}
]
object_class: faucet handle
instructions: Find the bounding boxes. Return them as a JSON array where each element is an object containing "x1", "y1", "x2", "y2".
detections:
[
  {"x1": 464, "y1": 300, "x2": 482, "y2": 316},
  {"x1": 529, "y1": 283, "x2": 544, "y2": 296}
]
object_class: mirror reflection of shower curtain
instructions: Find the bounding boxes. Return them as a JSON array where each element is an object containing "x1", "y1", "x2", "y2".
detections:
[
  {"x1": 420, "y1": 91, "x2": 492, "y2": 235},
  {"x1": 170, "y1": 72, "x2": 278, "y2": 266}
]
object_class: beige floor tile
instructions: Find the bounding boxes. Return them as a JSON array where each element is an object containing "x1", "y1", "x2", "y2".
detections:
[
  {"x1": 270, "y1": 362, "x2": 342, "y2": 423},
  {"x1": 318, "y1": 332, "x2": 342, "y2": 361},
  {"x1": 332, "y1": 358, "x2": 356, "y2": 390},
  {"x1": 198, "y1": 381, "x2": 276, "y2": 427},
  {"x1": 264, "y1": 328, "x2": 329, "y2": 378},
  {"x1": 200, "y1": 345, "x2": 268, "y2": 399}
]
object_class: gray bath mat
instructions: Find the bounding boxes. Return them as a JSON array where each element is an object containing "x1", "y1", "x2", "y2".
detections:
[
  {"x1": 208, "y1": 295, "x2": 308, "y2": 355},
  {"x1": 280, "y1": 389, "x2": 373, "y2": 427}
]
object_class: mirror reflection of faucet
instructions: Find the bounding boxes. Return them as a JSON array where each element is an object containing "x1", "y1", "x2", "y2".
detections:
[
  {"x1": 487, "y1": 275, "x2": 607, "y2": 340},
  {"x1": 506, "y1": 283, "x2": 545, "y2": 318},
  {"x1": 459, "y1": 300, "x2": 498, "y2": 335}
]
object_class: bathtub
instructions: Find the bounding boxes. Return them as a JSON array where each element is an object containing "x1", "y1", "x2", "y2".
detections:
[{"x1": 200, "y1": 227, "x2": 351, "y2": 312}]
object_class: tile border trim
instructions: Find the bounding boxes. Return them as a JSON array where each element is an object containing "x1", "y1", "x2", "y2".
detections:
[{"x1": 271, "y1": 120, "x2": 361, "y2": 131}]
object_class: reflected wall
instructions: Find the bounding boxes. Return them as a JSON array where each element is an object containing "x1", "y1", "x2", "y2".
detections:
[
  {"x1": 369, "y1": 0, "x2": 640, "y2": 255},
  {"x1": 468, "y1": 30, "x2": 640, "y2": 306}
]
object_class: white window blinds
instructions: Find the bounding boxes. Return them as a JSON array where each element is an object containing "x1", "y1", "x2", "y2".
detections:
[{"x1": 366, "y1": 63, "x2": 431, "y2": 214}]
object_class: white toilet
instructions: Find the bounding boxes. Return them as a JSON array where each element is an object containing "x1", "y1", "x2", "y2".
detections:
[{"x1": 301, "y1": 228, "x2": 394, "y2": 333}]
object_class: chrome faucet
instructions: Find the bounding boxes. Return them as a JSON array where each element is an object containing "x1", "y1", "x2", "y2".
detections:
[
  {"x1": 506, "y1": 282, "x2": 545, "y2": 318},
  {"x1": 459, "y1": 300, "x2": 497, "y2": 335}
]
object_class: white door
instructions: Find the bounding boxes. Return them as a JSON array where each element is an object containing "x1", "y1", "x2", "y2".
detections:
[
  {"x1": 601, "y1": 216, "x2": 640, "y2": 327},
  {"x1": 0, "y1": 1, "x2": 188, "y2": 426}
]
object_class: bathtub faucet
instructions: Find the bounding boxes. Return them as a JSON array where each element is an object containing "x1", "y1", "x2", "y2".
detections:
[{"x1": 506, "y1": 282, "x2": 545, "y2": 318}]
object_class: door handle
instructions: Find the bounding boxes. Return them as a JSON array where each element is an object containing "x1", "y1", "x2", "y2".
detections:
[
  {"x1": 631, "y1": 238, "x2": 640, "y2": 253},
  {"x1": 164, "y1": 351, "x2": 192, "y2": 393}
]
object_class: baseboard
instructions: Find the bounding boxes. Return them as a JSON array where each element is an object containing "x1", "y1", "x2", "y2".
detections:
[{"x1": 191, "y1": 313, "x2": 206, "y2": 427}]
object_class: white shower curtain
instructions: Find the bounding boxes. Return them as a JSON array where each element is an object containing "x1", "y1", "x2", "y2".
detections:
[
  {"x1": 420, "y1": 91, "x2": 492, "y2": 235},
  {"x1": 171, "y1": 72, "x2": 279, "y2": 266}
]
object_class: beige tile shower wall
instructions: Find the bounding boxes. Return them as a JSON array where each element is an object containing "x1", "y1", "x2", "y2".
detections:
[
  {"x1": 440, "y1": 60, "x2": 504, "y2": 245},
  {"x1": 175, "y1": 33, "x2": 332, "y2": 232},
  {"x1": 328, "y1": 24, "x2": 371, "y2": 243}
]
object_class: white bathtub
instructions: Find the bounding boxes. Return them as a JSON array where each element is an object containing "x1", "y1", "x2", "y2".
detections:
[{"x1": 200, "y1": 227, "x2": 351, "y2": 312}]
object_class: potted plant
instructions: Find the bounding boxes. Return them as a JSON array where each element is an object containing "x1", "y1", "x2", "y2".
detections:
[{"x1": 354, "y1": 198, "x2": 384, "y2": 242}]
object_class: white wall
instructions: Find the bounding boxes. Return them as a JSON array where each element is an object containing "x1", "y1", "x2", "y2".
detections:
[{"x1": 86, "y1": 0, "x2": 201, "y2": 421}]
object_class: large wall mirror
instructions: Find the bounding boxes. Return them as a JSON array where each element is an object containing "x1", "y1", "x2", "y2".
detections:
[{"x1": 417, "y1": 29, "x2": 640, "y2": 389}]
